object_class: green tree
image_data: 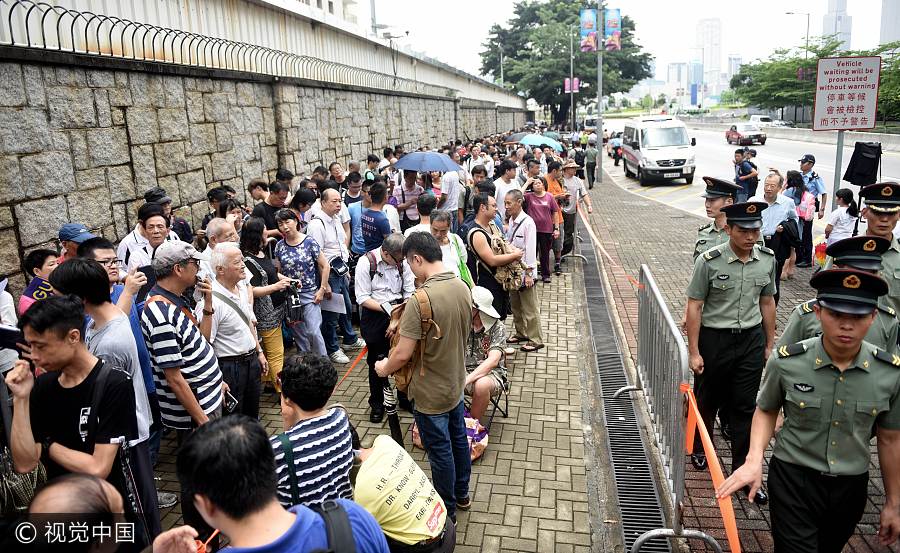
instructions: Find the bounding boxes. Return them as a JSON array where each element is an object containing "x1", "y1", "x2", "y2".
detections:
[
  {"x1": 655, "y1": 93, "x2": 667, "y2": 107},
  {"x1": 641, "y1": 94, "x2": 653, "y2": 109},
  {"x1": 620, "y1": 97, "x2": 630, "y2": 109},
  {"x1": 719, "y1": 89, "x2": 738, "y2": 105},
  {"x1": 731, "y1": 39, "x2": 900, "y2": 122},
  {"x1": 480, "y1": 0, "x2": 652, "y2": 125}
]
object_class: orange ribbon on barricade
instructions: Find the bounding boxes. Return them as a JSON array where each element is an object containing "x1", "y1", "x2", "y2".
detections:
[
  {"x1": 335, "y1": 346, "x2": 367, "y2": 390},
  {"x1": 681, "y1": 382, "x2": 742, "y2": 553}
]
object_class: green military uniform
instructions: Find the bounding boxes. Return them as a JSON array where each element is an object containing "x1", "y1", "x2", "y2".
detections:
[
  {"x1": 779, "y1": 235, "x2": 900, "y2": 352},
  {"x1": 693, "y1": 222, "x2": 730, "y2": 260},
  {"x1": 880, "y1": 238, "x2": 900, "y2": 314},
  {"x1": 686, "y1": 202, "x2": 777, "y2": 474},
  {"x1": 777, "y1": 300, "x2": 899, "y2": 352},
  {"x1": 856, "y1": 182, "x2": 900, "y2": 315},
  {"x1": 757, "y1": 267, "x2": 900, "y2": 552}
]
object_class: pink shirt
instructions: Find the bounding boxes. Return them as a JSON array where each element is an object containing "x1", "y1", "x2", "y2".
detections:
[
  {"x1": 391, "y1": 184, "x2": 424, "y2": 220},
  {"x1": 524, "y1": 192, "x2": 560, "y2": 233}
]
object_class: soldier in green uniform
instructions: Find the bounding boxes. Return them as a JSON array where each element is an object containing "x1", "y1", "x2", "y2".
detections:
[
  {"x1": 779, "y1": 235, "x2": 899, "y2": 352},
  {"x1": 685, "y1": 201, "x2": 777, "y2": 505},
  {"x1": 693, "y1": 176, "x2": 743, "y2": 260},
  {"x1": 855, "y1": 182, "x2": 900, "y2": 315},
  {"x1": 717, "y1": 268, "x2": 900, "y2": 552}
]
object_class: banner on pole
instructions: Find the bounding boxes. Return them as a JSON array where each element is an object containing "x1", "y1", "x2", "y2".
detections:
[
  {"x1": 604, "y1": 8, "x2": 621, "y2": 51},
  {"x1": 579, "y1": 9, "x2": 598, "y2": 52},
  {"x1": 812, "y1": 56, "x2": 881, "y2": 131},
  {"x1": 564, "y1": 78, "x2": 580, "y2": 94}
]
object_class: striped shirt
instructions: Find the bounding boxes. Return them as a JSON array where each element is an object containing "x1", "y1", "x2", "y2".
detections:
[
  {"x1": 140, "y1": 286, "x2": 223, "y2": 430},
  {"x1": 270, "y1": 408, "x2": 354, "y2": 508}
]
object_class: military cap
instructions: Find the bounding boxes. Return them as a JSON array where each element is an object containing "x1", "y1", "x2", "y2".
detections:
[
  {"x1": 860, "y1": 182, "x2": 900, "y2": 213},
  {"x1": 701, "y1": 176, "x2": 742, "y2": 199},
  {"x1": 721, "y1": 201, "x2": 767, "y2": 229},
  {"x1": 825, "y1": 235, "x2": 890, "y2": 272},
  {"x1": 810, "y1": 268, "x2": 888, "y2": 315}
]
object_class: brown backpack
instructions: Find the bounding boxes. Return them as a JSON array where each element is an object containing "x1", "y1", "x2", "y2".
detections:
[{"x1": 386, "y1": 288, "x2": 442, "y2": 392}]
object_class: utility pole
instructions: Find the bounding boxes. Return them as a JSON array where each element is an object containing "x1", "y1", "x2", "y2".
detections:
[
  {"x1": 500, "y1": 49, "x2": 504, "y2": 87},
  {"x1": 786, "y1": 11, "x2": 811, "y2": 122},
  {"x1": 570, "y1": 29, "x2": 575, "y2": 132},
  {"x1": 597, "y1": 1, "x2": 603, "y2": 185}
]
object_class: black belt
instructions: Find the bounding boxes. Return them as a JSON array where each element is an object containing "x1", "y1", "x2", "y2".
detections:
[
  {"x1": 218, "y1": 349, "x2": 257, "y2": 362},
  {"x1": 773, "y1": 457, "x2": 867, "y2": 480},
  {"x1": 701, "y1": 324, "x2": 761, "y2": 335}
]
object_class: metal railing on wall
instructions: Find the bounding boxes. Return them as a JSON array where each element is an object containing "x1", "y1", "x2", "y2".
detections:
[{"x1": 0, "y1": 0, "x2": 457, "y2": 98}]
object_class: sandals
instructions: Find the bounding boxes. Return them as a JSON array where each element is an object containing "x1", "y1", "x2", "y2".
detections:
[
  {"x1": 506, "y1": 335, "x2": 527, "y2": 344},
  {"x1": 520, "y1": 342, "x2": 545, "y2": 352}
]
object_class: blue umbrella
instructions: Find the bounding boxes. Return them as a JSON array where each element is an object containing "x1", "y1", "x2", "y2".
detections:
[
  {"x1": 393, "y1": 151, "x2": 459, "y2": 173},
  {"x1": 519, "y1": 134, "x2": 563, "y2": 151}
]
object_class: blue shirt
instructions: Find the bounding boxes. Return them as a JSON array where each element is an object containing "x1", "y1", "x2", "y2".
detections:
[
  {"x1": 734, "y1": 160, "x2": 755, "y2": 189},
  {"x1": 749, "y1": 193, "x2": 799, "y2": 237},
  {"x1": 802, "y1": 170, "x2": 827, "y2": 197},
  {"x1": 348, "y1": 202, "x2": 366, "y2": 255},
  {"x1": 110, "y1": 284, "x2": 155, "y2": 394},
  {"x1": 361, "y1": 209, "x2": 391, "y2": 252},
  {"x1": 609, "y1": 137, "x2": 623, "y2": 147},
  {"x1": 225, "y1": 501, "x2": 389, "y2": 553}
]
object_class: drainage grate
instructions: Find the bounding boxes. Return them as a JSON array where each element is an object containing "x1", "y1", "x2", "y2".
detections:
[{"x1": 578, "y1": 222, "x2": 671, "y2": 553}]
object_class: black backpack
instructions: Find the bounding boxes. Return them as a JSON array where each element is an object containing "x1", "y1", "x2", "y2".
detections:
[
  {"x1": 574, "y1": 149, "x2": 586, "y2": 167},
  {"x1": 309, "y1": 500, "x2": 357, "y2": 553}
]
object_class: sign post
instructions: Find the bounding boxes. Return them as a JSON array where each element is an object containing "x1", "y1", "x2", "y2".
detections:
[{"x1": 812, "y1": 56, "x2": 881, "y2": 211}]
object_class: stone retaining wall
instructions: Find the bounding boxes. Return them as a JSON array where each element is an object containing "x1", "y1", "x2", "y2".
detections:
[{"x1": 0, "y1": 59, "x2": 529, "y2": 296}]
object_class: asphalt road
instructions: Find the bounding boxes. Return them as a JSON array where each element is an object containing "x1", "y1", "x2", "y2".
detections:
[{"x1": 608, "y1": 127, "x2": 900, "y2": 227}]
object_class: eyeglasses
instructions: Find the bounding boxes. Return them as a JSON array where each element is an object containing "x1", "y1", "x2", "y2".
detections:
[{"x1": 94, "y1": 258, "x2": 122, "y2": 268}]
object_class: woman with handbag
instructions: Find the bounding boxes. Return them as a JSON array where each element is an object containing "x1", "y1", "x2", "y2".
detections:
[
  {"x1": 273, "y1": 209, "x2": 331, "y2": 356},
  {"x1": 240, "y1": 218, "x2": 291, "y2": 392},
  {"x1": 523, "y1": 176, "x2": 560, "y2": 283},
  {"x1": 782, "y1": 170, "x2": 815, "y2": 279}
]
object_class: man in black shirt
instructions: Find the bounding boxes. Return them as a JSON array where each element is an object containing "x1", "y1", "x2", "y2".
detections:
[
  {"x1": 5, "y1": 296, "x2": 146, "y2": 544},
  {"x1": 251, "y1": 181, "x2": 290, "y2": 240}
]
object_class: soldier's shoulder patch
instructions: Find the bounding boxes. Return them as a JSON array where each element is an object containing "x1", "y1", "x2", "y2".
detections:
[
  {"x1": 799, "y1": 300, "x2": 817, "y2": 314},
  {"x1": 872, "y1": 348, "x2": 900, "y2": 367},
  {"x1": 703, "y1": 249, "x2": 722, "y2": 261},
  {"x1": 878, "y1": 304, "x2": 896, "y2": 317},
  {"x1": 698, "y1": 222, "x2": 713, "y2": 232},
  {"x1": 757, "y1": 245, "x2": 775, "y2": 256},
  {"x1": 777, "y1": 342, "x2": 808, "y2": 358}
]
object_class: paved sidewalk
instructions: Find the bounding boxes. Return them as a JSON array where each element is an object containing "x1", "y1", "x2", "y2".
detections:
[
  {"x1": 154, "y1": 276, "x2": 595, "y2": 552},
  {"x1": 586, "y1": 155, "x2": 894, "y2": 553}
]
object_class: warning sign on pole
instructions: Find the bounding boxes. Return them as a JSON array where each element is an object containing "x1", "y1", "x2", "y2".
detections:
[{"x1": 813, "y1": 56, "x2": 881, "y2": 131}]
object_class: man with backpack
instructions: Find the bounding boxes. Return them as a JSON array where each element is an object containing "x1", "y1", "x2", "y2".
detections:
[
  {"x1": 375, "y1": 232, "x2": 473, "y2": 523},
  {"x1": 354, "y1": 234, "x2": 415, "y2": 423},
  {"x1": 175, "y1": 416, "x2": 389, "y2": 553},
  {"x1": 733, "y1": 148, "x2": 759, "y2": 202}
]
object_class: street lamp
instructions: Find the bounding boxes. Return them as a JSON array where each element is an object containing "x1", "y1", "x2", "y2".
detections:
[{"x1": 785, "y1": 11, "x2": 810, "y2": 60}]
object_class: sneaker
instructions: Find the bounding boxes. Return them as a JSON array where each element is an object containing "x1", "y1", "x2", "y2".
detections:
[
  {"x1": 345, "y1": 337, "x2": 366, "y2": 349},
  {"x1": 157, "y1": 491, "x2": 178, "y2": 509},
  {"x1": 329, "y1": 350, "x2": 350, "y2": 364},
  {"x1": 553, "y1": 263, "x2": 562, "y2": 275}
]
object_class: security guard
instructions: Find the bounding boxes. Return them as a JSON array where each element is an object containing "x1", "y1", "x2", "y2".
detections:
[
  {"x1": 717, "y1": 268, "x2": 900, "y2": 553},
  {"x1": 779, "y1": 236, "x2": 900, "y2": 352},
  {"x1": 685, "y1": 201, "x2": 777, "y2": 505},
  {"x1": 693, "y1": 177, "x2": 743, "y2": 260},
  {"x1": 856, "y1": 182, "x2": 900, "y2": 315}
]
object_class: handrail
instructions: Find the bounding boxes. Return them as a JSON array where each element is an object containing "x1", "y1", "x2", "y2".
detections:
[{"x1": 0, "y1": 0, "x2": 458, "y2": 98}]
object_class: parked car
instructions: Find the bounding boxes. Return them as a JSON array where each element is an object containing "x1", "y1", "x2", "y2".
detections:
[
  {"x1": 726, "y1": 123, "x2": 767, "y2": 145},
  {"x1": 772, "y1": 119, "x2": 795, "y2": 128},
  {"x1": 749, "y1": 115, "x2": 774, "y2": 128},
  {"x1": 621, "y1": 116, "x2": 696, "y2": 185}
]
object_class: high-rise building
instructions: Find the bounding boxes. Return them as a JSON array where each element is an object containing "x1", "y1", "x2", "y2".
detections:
[
  {"x1": 696, "y1": 18, "x2": 722, "y2": 87},
  {"x1": 667, "y1": 63, "x2": 687, "y2": 87},
  {"x1": 728, "y1": 55, "x2": 742, "y2": 79},
  {"x1": 881, "y1": 0, "x2": 900, "y2": 45},
  {"x1": 823, "y1": 0, "x2": 852, "y2": 50},
  {"x1": 689, "y1": 60, "x2": 704, "y2": 87}
]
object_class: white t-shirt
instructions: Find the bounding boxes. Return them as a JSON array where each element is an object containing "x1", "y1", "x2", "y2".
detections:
[
  {"x1": 441, "y1": 171, "x2": 462, "y2": 213},
  {"x1": 494, "y1": 178, "x2": 520, "y2": 220},
  {"x1": 384, "y1": 204, "x2": 401, "y2": 233},
  {"x1": 826, "y1": 206, "x2": 856, "y2": 246},
  {"x1": 403, "y1": 223, "x2": 431, "y2": 237}
]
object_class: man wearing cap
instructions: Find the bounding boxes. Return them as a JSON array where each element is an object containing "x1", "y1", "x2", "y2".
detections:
[
  {"x1": 693, "y1": 177, "x2": 742, "y2": 260},
  {"x1": 560, "y1": 158, "x2": 593, "y2": 257},
  {"x1": 144, "y1": 186, "x2": 193, "y2": 244},
  {"x1": 139, "y1": 240, "x2": 224, "y2": 546},
  {"x1": 57, "y1": 223, "x2": 96, "y2": 263},
  {"x1": 750, "y1": 171, "x2": 799, "y2": 305},
  {"x1": 465, "y1": 286, "x2": 510, "y2": 428},
  {"x1": 685, "y1": 202, "x2": 777, "y2": 503},
  {"x1": 717, "y1": 268, "x2": 900, "y2": 552},
  {"x1": 851, "y1": 182, "x2": 900, "y2": 315},
  {"x1": 780, "y1": 236, "x2": 900, "y2": 352}
]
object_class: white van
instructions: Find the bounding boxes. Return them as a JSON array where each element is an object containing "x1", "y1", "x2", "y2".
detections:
[
  {"x1": 749, "y1": 114, "x2": 774, "y2": 128},
  {"x1": 621, "y1": 116, "x2": 696, "y2": 185}
]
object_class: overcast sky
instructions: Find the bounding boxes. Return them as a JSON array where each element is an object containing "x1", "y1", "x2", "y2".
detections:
[{"x1": 361, "y1": 0, "x2": 884, "y2": 81}]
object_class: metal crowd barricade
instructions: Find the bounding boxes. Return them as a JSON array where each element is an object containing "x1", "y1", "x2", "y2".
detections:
[{"x1": 616, "y1": 264, "x2": 726, "y2": 553}]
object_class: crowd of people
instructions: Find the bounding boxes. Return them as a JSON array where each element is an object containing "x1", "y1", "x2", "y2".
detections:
[{"x1": 0, "y1": 132, "x2": 600, "y2": 552}]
